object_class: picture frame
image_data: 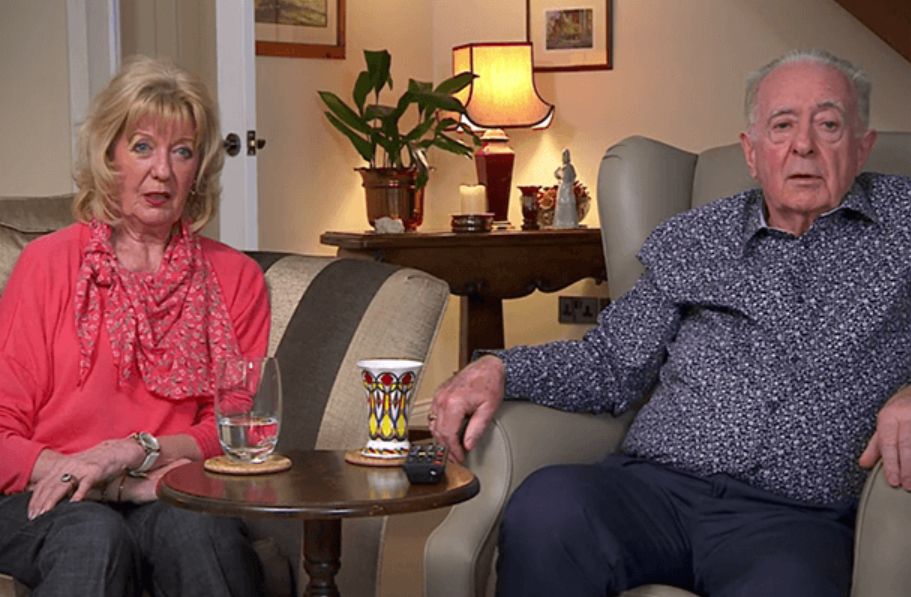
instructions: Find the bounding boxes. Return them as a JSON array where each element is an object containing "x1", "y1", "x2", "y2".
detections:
[
  {"x1": 255, "y1": 0, "x2": 346, "y2": 59},
  {"x1": 526, "y1": 0, "x2": 612, "y2": 72}
]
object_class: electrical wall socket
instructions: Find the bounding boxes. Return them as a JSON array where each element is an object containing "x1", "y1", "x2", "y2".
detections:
[{"x1": 558, "y1": 296, "x2": 602, "y2": 324}]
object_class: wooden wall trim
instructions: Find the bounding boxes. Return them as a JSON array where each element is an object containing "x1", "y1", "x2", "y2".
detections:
[{"x1": 833, "y1": 0, "x2": 911, "y2": 64}]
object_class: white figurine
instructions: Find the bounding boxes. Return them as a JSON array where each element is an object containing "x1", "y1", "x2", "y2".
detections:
[{"x1": 553, "y1": 148, "x2": 579, "y2": 229}]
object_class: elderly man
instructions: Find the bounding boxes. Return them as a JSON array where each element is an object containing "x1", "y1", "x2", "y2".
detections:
[{"x1": 430, "y1": 49, "x2": 911, "y2": 597}]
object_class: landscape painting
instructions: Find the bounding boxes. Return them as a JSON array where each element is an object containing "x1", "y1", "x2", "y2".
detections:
[
  {"x1": 255, "y1": 0, "x2": 345, "y2": 59},
  {"x1": 255, "y1": 0, "x2": 328, "y2": 29}
]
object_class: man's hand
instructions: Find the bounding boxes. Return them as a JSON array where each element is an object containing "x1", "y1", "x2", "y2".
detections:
[
  {"x1": 859, "y1": 385, "x2": 911, "y2": 489},
  {"x1": 429, "y1": 355, "x2": 505, "y2": 463}
]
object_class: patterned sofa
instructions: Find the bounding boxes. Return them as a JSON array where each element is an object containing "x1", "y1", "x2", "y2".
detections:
[{"x1": 0, "y1": 194, "x2": 450, "y2": 597}]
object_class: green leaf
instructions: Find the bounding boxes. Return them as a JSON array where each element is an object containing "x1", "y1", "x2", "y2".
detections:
[
  {"x1": 408, "y1": 79, "x2": 432, "y2": 95},
  {"x1": 412, "y1": 91, "x2": 465, "y2": 114},
  {"x1": 374, "y1": 135, "x2": 400, "y2": 167},
  {"x1": 364, "y1": 49, "x2": 392, "y2": 95},
  {"x1": 318, "y1": 91, "x2": 373, "y2": 136},
  {"x1": 434, "y1": 71, "x2": 476, "y2": 96},
  {"x1": 435, "y1": 117, "x2": 460, "y2": 132},
  {"x1": 454, "y1": 125, "x2": 483, "y2": 146},
  {"x1": 405, "y1": 147, "x2": 430, "y2": 189},
  {"x1": 381, "y1": 116, "x2": 401, "y2": 149},
  {"x1": 404, "y1": 116, "x2": 436, "y2": 142},
  {"x1": 353, "y1": 71, "x2": 372, "y2": 113},
  {"x1": 432, "y1": 133, "x2": 474, "y2": 157},
  {"x1": 324, "y1": 112, "x2": 374, "y2": 163},
  {"x1": 364, "y1": 104, "x2": 397, "y2": 122},
  {"x1": 415, "y1": 163, "x2": 429, "y2": 189}
]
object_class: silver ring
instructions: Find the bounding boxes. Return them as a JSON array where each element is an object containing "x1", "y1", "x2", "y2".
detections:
[{"x1": 60, "y1": 473, "x2": 75, "y2": 484}]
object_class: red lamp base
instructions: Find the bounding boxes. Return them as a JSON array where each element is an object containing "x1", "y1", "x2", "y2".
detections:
[{"x1": 475, "y1": 130, "x2": 515, "y2": 228}]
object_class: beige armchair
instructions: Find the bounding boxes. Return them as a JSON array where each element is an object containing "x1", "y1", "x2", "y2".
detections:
[
  {"x1": 0, "y1": 194, "x2": 451, "y2": 597},
  {"x1": 424, "y1": 132, "x2": 911, "y2": 597}
]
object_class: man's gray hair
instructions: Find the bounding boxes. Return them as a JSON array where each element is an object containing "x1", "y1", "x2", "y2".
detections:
[{"x1": 744, "y1": 49, "x2": 871, "y2": 131}]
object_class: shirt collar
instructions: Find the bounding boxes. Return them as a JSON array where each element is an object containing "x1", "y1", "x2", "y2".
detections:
[{"x1": 741, "y1": 177, "x2": 879, "y2": 251}]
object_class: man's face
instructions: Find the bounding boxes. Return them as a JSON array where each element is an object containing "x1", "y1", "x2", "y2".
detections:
[{"x1": 740, "y1": 61, "x2": 876, "y2": 234}]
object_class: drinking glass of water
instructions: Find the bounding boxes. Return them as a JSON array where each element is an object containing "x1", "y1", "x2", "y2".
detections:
[{"x1": 214, "y1": 356, "x2": 282, "y2": 464}]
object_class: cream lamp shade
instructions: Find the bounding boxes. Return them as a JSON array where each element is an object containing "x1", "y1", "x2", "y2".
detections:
[{"x1": 452, "y1": 42, "x2": 554, "y2": 130}]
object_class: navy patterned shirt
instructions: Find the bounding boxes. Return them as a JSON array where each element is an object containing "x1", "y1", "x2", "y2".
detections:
[{"x1": 500, "y1": 173, "x2": 911, "y2": 505}]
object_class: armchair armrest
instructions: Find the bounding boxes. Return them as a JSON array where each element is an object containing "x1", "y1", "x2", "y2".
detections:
[
  {"x1": 424, "y1": 401, "x2": 635, "y2": 597},
  {"x1": 851, "y1": 461, "x2": 911, "y2": 597}
]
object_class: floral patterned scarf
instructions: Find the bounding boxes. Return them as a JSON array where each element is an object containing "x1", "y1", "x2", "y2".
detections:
[{"x1": 74, "y1": 219, "x2": 240, "y2": 400}]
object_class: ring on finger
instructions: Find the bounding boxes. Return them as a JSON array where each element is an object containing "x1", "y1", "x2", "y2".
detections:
[{"x1": 59, "y1": 473, "x2": 77, "y2": 485}]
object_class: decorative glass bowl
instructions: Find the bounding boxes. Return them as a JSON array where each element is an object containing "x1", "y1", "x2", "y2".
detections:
[{"x1": 535, "y1": 181, "x2": 591, "y2": 227}]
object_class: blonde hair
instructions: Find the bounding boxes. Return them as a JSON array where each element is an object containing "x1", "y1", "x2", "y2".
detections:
[{"x1": 73, "y1": 55, "x2": 223, "y2": 231}]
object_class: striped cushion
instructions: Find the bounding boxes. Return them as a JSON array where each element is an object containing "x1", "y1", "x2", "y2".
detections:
[{"x1": 248, "y1": 253, "x2": 449, "y2": 452}]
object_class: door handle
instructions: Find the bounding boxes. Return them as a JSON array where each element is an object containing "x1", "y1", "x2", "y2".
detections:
[
  {"x1": 223, "y1": 131, "x2": 266, "y2": 157},
  {"x1": 223, "y1": 132, "x2": 241, "y2": 157}
]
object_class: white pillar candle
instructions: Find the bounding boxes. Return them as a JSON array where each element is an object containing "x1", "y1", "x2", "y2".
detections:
[{"x1": 459, "y1": 184, "x2": 487, "y2": 214}]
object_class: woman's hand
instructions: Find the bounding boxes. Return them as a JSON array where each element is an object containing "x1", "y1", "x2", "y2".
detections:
[{"x1": 27, "y1": 438, "x2": 143, "y2": 519}]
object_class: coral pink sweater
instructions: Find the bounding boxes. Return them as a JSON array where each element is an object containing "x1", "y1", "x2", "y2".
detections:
[{"x1": 0, "y1": 223, "x2": 270, "y2": 493}]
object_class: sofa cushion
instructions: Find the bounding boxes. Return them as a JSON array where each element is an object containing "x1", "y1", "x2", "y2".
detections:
[{"x1": 0, "y1": 194, "x2": 75, "y2": 292}]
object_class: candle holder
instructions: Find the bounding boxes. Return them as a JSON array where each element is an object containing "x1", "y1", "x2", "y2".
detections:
[{"x1": 451, "y1": 213, "x2": 494, "y2": 233}]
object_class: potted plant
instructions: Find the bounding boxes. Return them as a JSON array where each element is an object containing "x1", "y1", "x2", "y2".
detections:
[{"x1": 319, "y1": 49, "x2": 480, "y2": 230}]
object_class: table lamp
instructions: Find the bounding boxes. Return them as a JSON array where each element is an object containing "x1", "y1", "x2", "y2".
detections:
[{"x1": 452, "y1": 42, "x2": 554, "y2": 228}]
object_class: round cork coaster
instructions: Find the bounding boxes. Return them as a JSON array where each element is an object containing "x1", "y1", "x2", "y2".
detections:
[
  {"x1": 344, "y1": 450, "x2": 406, "y2": 467},
  {"x1": 203, "y1": 454, "x2": 292, "y2": 475}
]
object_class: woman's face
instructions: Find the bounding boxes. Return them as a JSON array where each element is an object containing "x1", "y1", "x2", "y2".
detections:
[{"x1": 111, "y1": 116, "x2": 199, "y2": 240}]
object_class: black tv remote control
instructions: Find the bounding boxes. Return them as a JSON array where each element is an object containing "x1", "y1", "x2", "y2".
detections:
[{"x1": 402, "y1": 443, "x2": 447, "y2": 484}]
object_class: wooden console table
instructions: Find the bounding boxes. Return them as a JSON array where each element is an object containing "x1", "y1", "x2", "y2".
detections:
[{"x1": 320, "y1": 229, "x2": 608, "y2": 367}]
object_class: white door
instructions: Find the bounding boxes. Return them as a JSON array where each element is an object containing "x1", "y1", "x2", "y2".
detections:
[
  {"x1": 214, "y1": 0, "x2": 259, "y2": 250},
  {"x1": 70, "y1": 0, "x2": 260, "y2": 249},
  {"x1": 66, "y1": 0, "x2": 120, "y2": 180}
]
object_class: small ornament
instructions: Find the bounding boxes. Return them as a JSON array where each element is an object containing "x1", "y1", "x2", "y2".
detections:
[{"x1": 553, "y1": 148, "x2": 579, "y2": 229}]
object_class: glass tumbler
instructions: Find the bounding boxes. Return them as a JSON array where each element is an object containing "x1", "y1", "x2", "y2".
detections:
[{"x1": 214, "y1": 356, "x2": 282, "y2": 464}]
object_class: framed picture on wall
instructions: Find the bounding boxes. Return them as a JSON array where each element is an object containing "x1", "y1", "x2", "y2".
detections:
[
  {"x1": 255, "y1": 0, "x2": 346, "y2": 59},
  {"x1": 526, "y1": 0, "x2": 612, "y2": 72}
]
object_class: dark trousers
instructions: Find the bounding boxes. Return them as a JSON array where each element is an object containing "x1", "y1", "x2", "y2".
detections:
[
  {"x1": 0, "y1": 492, "x2": 264, "y2": 597},
  {"x1": 496, "y1": 454, "x2": 855, "y2": 597}
]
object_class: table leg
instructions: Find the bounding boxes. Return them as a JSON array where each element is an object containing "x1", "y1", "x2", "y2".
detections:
[
  {"x1": 303, "y1": 519, "x2": 342, "y2": 597},
  {"x1": 459, "y1": 295, "x2": 505, "y2": 368}
]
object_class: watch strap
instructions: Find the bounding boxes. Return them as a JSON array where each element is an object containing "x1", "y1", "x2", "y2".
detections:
[{"x1": 127, "y1": 432, "x2": 160, "y2": 476}]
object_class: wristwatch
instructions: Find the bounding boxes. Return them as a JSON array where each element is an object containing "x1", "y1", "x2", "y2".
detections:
[{"x1": 127, "y1": 431, "x2": 160, "y2": 477}]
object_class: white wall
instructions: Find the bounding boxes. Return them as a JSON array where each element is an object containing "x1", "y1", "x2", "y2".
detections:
[
  {"x1": 256, "y1": 0, "x2": 911, "y2": 408},
  {"x1": 0, "y1": 0, "x2": 73, "y2": 195}
]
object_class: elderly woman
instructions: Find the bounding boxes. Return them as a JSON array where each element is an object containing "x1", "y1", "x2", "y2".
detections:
[{"x1": 0, "y1": 56, "x2": 269, "y2": 596}]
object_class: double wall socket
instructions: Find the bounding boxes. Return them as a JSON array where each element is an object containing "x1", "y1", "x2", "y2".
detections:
[{"x1": 558, "y1": 296, "x2": 609, "y2": 324}]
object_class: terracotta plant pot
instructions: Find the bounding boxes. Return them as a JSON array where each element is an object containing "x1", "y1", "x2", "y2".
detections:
[{"x1": 357, "y1": 168, "x2": 424, "y2": 231}]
